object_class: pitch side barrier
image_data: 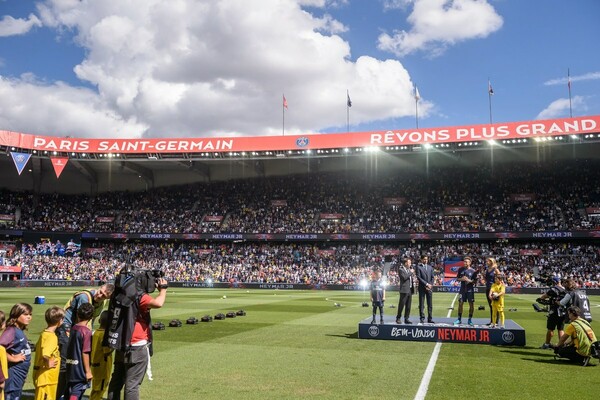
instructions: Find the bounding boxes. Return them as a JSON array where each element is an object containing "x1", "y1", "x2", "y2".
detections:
[
  {"x1": 3, "y1": 280, "x2": 599, "y2": 295},
  {"x1": 3, "y1": 229, "x2": 600, "y2": 241}
]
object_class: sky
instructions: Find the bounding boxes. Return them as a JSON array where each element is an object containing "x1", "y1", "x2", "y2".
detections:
[{"x1": 0, "y1": 0, "x2": 599, "y2": 140}]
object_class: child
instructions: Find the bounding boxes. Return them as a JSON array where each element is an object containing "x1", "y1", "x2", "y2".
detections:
[
  {"x1": 0, "y1": 303, "x2": 33, "y2": 400},
  {"x1": 0, "y1": 310, "x2": 8, "y2": 400},
  {"x1": 90, "y1": 311, "x2": 113, "y2": 400},
  {"x1": 489, "y1": 273, "x2": 506, "y2": 329},
  {"x1": 33, "y1": 306, "x2": 65, "y2": 400},
  {"x1": 370, "y1": 270, "x2": 386, "y2": 324},
  {"x1": 66, "y1": 303, "x2": 94, "y2": 400}
]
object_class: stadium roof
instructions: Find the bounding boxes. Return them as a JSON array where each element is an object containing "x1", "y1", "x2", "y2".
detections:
[{"x1": 2, "y1": 115, "x2": 600, "y2": 194}]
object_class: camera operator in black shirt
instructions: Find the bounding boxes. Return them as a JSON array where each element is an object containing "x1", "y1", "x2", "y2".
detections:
[{"x1": 537, "y1": 277, "x2": 565, "y2": 349}]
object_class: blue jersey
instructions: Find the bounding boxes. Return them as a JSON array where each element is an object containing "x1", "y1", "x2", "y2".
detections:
[
  {"x1": 0, "y1": 326, "x2": 32, "y2": 394},
  {"x1": 457, "y1": 267, "x2": 477, "y2": 293},
  {"x1": 66, "y1": 324, "x2": 93, "y2": 384},
  {"x1": 370, "y1": 279, "x2": 385, "y2": 303}
]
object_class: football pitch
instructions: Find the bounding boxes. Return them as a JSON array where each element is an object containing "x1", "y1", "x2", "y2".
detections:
[{"x1": 1, "y1": 287, "x2": 598, "y2": 399}]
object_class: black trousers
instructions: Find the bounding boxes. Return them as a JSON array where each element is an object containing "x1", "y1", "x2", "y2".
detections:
[
  {"x1": 556, "y1": 345, "x2": 586, "y2": 364},
  {"x1": 418, "y1": 288, "x2": 433, "y2": 320},
  {"x1": 107, "y1": 345, "x2": 150, "y2": 400},
  {"x1": 396, "y1": 293, "x2": 412, "y2": 320},
  {"x1": 486, "y1": 286, "x2": 495, "y2": 323},
  {"x1": 56, "y1": 324, "x2": 71, "y2": 400}
]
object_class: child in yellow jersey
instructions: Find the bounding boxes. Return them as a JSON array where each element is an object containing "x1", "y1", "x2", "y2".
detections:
[
  {"x1": 0, "y1": 311, "x2": 8, "y2": 400},
  {"x1": 33, "y1": 306, "x2": 65, "y2": 400},
  {"x1": 489, "y1": 274, "x2": 506, "y2": 329},
  {"x1": 90, "y1": 311, "x2": 113, "y2": 400}
]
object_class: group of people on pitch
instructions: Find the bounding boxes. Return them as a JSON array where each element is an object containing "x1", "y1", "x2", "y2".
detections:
[
  {"x1": 538, "y1": 276, "x2": 598, "y2": 366},
  {"x1": 370, "y1": 255, "x2": 507, "y2": 327},
  {"x1": 0, "y1": 276, "x2": 168, "y2": 400},
  {"x1": 371, "y1": 256, "x2": 598, "y2": 367}
]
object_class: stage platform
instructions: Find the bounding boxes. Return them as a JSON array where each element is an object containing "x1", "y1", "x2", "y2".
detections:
[{"x1": 358, "y1": 316, "x2": 525, "y2": 346}]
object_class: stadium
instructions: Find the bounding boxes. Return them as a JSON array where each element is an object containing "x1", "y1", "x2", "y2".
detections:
[{"x1": 1, "y1": 114, "x2": 600, "y2": 399}]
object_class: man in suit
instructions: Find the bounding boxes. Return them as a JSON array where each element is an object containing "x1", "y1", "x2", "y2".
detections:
[
  {"x1": 396, "y1": 257, "x2": 414, "y2": 324},
  {"x1": 416, "y1": 254, "x2": 434, "y2": 323}
]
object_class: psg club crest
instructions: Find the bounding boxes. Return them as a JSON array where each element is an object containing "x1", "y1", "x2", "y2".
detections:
[
  {"x1": 502, "y1": 331, "x2": 515, "y2": 344},
  {"x1": 295, "y1": 137, "x2": 309, "y2": 148},
  {"x1": 368, "y1": 325, "x2": 380, "y2": 337},
  {"x1": 10, "y1": 151, "x2": 32, "y2": 175}
]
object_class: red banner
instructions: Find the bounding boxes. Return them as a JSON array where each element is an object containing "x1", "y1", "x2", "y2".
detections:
[
  {"x1": 0, "y1": 265, "x2": 22, "y2": 273},
  {"x1": 85, "y1": 248, "x2": 105, "y2": 255},
  {"x1": 319, "y1": 213, "x2": 344, "y2": 220},
  {"x1": 381, "y1": 249, "x2": 400, "y2": 256},
  {"x1": 444, "y1": 259, "x2": 464, "y2": 279},
  {"x1": 384, "y1": 197, "x2": 406, "y2": 206},
  {"x1": 195, "y1": 249, "x2": 215, "y2": 254},
  {"x1": 444, "y1": 207, "x2": 471, "y2": 216},
  {"x1": 0, "y1": 214, "x2": 14, "y2": 222},
  {"x1": 50, "y1": 157, "x2": 69, "y2": 178},
  {"x1": 1, "y1": 116, "x2": 598, "y2": 154},
  {"x1": 95, "y1": 216, "x2": 115, "y2": 223},
  {"x1": 203, "y1": 216, "x2": 223, "y2": 222},
  {"x1": 519, "y1": 249, "x2": 542, "y2": 256},
  {"x1": 271, "y1": 200, "x2": 288, "y2": 207},
  {"x1": 318, "y1": 250, "x2": 336, "y2": 255},
  {"x1": 586, "y1": 208, "x2": 600, "y2": 216},
  {"x1": 511, "y1": 193, "x2": 537, "y2": 202}
]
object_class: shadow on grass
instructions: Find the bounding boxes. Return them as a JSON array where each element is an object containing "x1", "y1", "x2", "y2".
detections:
[
  {"x1": 22, "y1": 389, "x2": 94, "y2": 399},
  {"x1": 525, "y1": 358, "x2": 597, "y2": 367},
  {"x1": 500, "y1": 348, "x2": 556, "y2": 358},
  {"x1": 326, "y1": 332, "x2": 359, "y2": 339}
]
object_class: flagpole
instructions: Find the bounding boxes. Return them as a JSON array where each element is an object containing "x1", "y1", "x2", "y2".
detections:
[
  {"x1": 488, "y1": 78, "x2": 493, "y2": 124},
  {"x1": 346, "y1": 90, "x2": 350, "y2": 133},
  {"x1": 414, "y1": 85, "x2": 420, "y2": 129},
  {"x1": 282, "y1": 94, "x2": 285, "y2": 136},
  {"x1": 568, "y1": 68, "x2": 573, "y2": 118},
  {"x1": 415, "y1": 96, "x2": 419, "y2": 129}
]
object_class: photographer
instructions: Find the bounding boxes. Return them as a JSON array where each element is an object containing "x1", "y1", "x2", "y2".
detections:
[
  {"x1": 554, "y1": 306, "x2": 597, "y2": 366},
  {"x1": 106, "y1": 270, "x2": 168, "y2": 400},
  {"x1": 56, "y1": 283, "x2": 114, "y2": 400},
  {"x1": 538, "y1": 277, "x2": 565, "y2": 349},
  {"x1": 559, "y1": 279, "x2": 592, "y2": 322}
]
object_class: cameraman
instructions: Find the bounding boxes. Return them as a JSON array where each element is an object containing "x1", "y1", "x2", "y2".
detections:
[
  {"x1": 554, "y1": 306, "x2": 597, "y2": 366},
  {"x1": 559, "y1": 279, "x2": 592, "y2": 322},
  {"x1": 538, "y1": 277, "x2": 565, "y2": 349},
  {"x1": 106, "y1": 275, "x2": 168, "y2": 400}
]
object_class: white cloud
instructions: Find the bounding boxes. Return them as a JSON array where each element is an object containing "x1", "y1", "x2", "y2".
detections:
[
  {"x1": 315, "y1": 14, "x2": 348, "y2": 34},
  {"x1": 544, "y1": 71, "x2": 600, "y2": 86},
  {"x1": 0, "y1": 13, "x2": 42, "y2": 37},
  {"x1": 298, "y1": 0, "x2": 349, "y2": 7},
  {"x1": 382, "y1": 0, "x2": 412, "y2": 11},
  {"x1": 0, "y1": 75, "x2": 147, "y2": 138},
  {"x1": 378, "y1": 0, "x2": 503, "y2": 57},
  {"x1": 536, "y1": 96, "x2": 586, "y2": 120},
  {"x1": 0, "y1": 0, "x2": 426, "y2": 139}
]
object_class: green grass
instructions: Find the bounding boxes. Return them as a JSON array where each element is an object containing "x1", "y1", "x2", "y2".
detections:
[{"x1": 1, "y1": 288, "x2": 599, "y2": 399}]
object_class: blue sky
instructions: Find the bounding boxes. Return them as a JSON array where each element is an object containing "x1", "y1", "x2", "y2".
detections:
[{"x1": 0, "y1": 0, "x2": 599, "y2": 139}]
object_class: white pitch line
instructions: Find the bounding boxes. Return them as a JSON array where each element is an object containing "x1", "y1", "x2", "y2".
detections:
[{"x1": 414, "y1": 294, "x2": 459, "y2": 400}]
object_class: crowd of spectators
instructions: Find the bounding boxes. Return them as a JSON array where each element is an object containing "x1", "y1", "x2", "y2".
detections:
[
  {"x1": 4, "y1": 241, "x2": 599, "y2": 288},
  {"x1": 1, "y1": 159, "x2": 600, "y2": 234},
  {"x1": 2, "y1": 159, "x2": 600, "y2": 288}
]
